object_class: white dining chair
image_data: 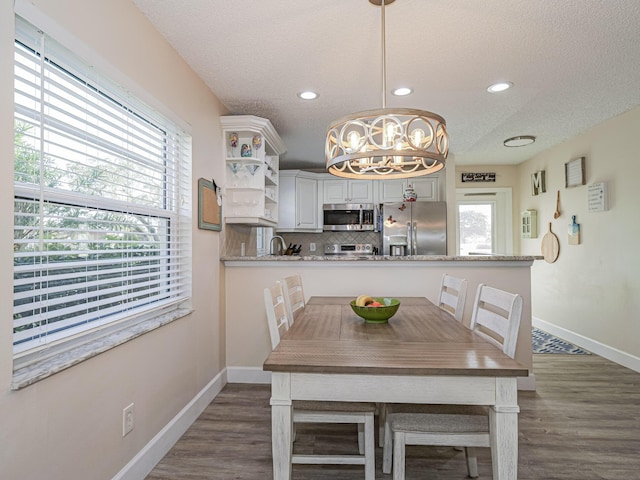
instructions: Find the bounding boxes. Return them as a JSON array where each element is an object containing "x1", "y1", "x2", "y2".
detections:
[
  {"x1": 437, "y1": 273, "x2": 468, "y2": 322},
  {"x1": 282, "y1": 274, "x2": 305, "y2": 325},
  {"x1": 263, "y1": 281, "x2": 376, "y2": 479},
  {"x1": 377, "y1": 273, "x2": 468, "y2": 447},
  {"x1": 383, "y1": 283, "x2": 523, "y2": 479}
]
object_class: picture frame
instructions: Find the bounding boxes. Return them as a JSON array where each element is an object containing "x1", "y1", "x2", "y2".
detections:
[
  {"x1": 531, "y1": 170, "x2": 546, "y2": 195},
  {"x1": 198, "y1": 178, "x2": 222, "y2": 231},
  {"x1": 461, "y1": 172, "x2": 496, "y2": 183},
  {"x1": 565, "y1": 157, "x2": 586, "y2": 188}
]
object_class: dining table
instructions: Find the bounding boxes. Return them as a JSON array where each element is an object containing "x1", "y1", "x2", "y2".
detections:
[{"x1": 263, "y1": 296, "x2": 529, "y2": 480}]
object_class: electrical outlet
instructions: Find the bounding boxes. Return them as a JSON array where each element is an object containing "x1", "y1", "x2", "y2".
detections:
[
  {"x1": 309, "y1": 243, "x2": 316, "y2": 252},
  {"x1": 122, "y1": 403, "x2": 135, "y2": 437}
]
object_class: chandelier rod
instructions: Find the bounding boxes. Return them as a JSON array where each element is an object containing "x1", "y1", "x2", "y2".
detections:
[{"x1": 381, "y1": 0, "x2": 387, "y2": 109}]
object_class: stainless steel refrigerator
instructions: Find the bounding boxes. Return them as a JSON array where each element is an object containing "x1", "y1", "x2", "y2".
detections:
[{"x1": 380, "y1": 202, "x2": 447, "y2": 256}]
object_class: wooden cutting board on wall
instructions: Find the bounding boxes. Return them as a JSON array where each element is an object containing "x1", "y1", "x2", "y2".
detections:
[
  {"x1": 568, "y1": 215, "x2": 581, "y2": 245},
  {"x1": 541, "y1": 222, "x2": 560, "y2": 263}
]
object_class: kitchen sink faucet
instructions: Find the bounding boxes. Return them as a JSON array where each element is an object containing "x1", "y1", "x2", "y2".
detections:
[{"x1": 269, "y1": 235, "x2": 286, "y2": 256}]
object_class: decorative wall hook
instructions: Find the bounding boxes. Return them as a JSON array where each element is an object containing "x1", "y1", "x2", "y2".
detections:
[{"x1": 212, "y1": 178, "x2": 222, "y2": 206}]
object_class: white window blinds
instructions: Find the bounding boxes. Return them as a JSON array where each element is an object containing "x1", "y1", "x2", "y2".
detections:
[{"x1": 13, "y1": 16, "x2": 192, "y2": 354}]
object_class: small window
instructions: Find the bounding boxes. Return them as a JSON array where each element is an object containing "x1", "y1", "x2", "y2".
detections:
[
  {"x1": 458, "y1": 203, "x2": 495, "y2": 255},
  {"x1": 456, "y1": 188, "x2": 513, "y2": 256}
]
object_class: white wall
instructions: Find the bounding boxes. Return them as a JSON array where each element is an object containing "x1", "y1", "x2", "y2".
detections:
[
  {"x1": 1, "y1": 1, "x2": 227, "y2": 478},
  {"x1": 518, "y1": 106, "x2": 640, "y2": 367}
]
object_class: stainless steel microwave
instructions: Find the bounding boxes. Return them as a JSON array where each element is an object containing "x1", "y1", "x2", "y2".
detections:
[{"x1": 322, "y1": 203, "x2": 376, "y2": 232}]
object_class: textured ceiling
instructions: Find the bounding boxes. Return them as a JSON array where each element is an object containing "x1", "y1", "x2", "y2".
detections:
[{"x1": 132, "y1": 0, "x2": 640, "y2": 170}]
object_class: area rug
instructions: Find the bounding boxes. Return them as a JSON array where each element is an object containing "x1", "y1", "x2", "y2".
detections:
[{"x1": 532, "y1": 327, "x2": 591, "y2": 354}]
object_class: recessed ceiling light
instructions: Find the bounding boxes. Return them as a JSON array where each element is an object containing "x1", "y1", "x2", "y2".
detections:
[
  {"x1": 392, "y1": 87, "x2": 413, "y2": 96},
  {"x1": 487, "y1": 82, "x2": 513, "y2": 93},
  {"x1": 298, "y1": 91, "x2": 318, "y2": 100},
  {"x1": 504, "y1": 135, "x2": 536, "y2": 147}
]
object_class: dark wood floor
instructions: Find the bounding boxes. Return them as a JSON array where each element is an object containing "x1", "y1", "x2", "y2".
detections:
[{"x1": 146, "y1": 354, "x2": 640, "y2": 479}]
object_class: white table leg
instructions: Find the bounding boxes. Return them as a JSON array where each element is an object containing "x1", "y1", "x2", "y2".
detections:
[
  {"x1": 490, "y1": 377, "x2": 520, "y2": 480},
  {"x1": 271, "y1": 372, "x2": 293, "y2": 480}
]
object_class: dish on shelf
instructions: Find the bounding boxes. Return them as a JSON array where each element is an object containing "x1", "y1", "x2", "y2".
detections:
[
  {"x1": 240, "y1": 144, "x2": 252, "y2": 157},
  {"x1": 252, "y1": 135, "x2": 262, "y2": 151}
]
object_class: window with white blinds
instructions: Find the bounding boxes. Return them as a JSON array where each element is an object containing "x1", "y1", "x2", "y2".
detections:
[{"x1": 13, "y1": 16, "x2": 192, "y2": 355}]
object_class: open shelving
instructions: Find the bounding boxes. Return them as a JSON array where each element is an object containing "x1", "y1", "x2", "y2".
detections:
[{"x1": 221, "y1": 115, "x2": 286, "y2": 227}]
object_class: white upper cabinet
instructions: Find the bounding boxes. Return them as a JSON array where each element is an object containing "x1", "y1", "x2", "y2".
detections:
[
  {"x1": 221, "y1": 115, "x2": 286, "y2": 227},
  {"x1": 377, "y1": 175, "x2": 442, "y2": 203},
  {"x1": 323, "y1": 178, "x2": 374, "y2": 204},
  {"x1": 277, "y1": 171, "x2": 321, "y2": 232}
]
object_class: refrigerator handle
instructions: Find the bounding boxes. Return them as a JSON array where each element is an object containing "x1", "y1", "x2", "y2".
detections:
[
  {"x1": 406, "y1": 222, "x2": 412, "y2": 254},
  {"x1": 412, "y1": 221, "x2": 418, "y2": 255}
]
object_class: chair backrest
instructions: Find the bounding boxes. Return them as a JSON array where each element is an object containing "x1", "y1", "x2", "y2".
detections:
[
  {"x1": 437, "y1": 273, "x2": 468, "y2": 322},
  {"x1": 264, "y1": 281, "x2": 290, "y2": 349},
  {"x1": 469, "y1": 284, "x2": 523, "y2": 358},
  {"x1": 282, "y1": 274, "x2": 306, "y2": 325}
]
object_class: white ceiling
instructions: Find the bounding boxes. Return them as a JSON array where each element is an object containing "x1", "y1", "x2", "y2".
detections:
[{"x1": 132, "y1": 0, "x2": 640, "y2": 170}]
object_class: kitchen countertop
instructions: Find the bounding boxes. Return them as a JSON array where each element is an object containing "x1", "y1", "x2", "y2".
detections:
[{"x1": 221, "y1": 254, "x2": 542, "y2": 262}]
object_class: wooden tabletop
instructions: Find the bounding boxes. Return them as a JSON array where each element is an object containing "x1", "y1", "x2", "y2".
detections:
[{"x1": 263, "y1": 297, "x2": 528, "y2": 377}]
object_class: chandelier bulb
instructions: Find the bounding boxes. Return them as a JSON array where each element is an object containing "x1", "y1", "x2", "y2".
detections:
[
  {"x1": 411, "y1": 128, "x2": 425, "y2": 147},
  {"x1": 347, "y1": 131, "x2": 361, "y2": 152},
  {"x1": 384, "y1": 123, "x2": 397, "y2": 146}
]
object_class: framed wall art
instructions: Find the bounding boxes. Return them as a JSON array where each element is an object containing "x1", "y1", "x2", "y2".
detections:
[
  {"x1": 531, "y1": 170, "x2": 546, "y2": 195},
  {"x1": 461, "y1": 172, "x2": 496, "y2": 183},
  {"x1": 565, "y1": 156, "x2": 586, "y2": 188},
  {"x1": 198, "y1": 178, "x2": 222, "y2": 231}
]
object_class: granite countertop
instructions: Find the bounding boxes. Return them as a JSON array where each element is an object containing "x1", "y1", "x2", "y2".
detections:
[{"x1": 221, "y1": 254, "x2": 543, "y2": 262}]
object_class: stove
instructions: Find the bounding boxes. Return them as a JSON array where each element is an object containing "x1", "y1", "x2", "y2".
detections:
[{"x1": 324, "y1": 243, "x2": 374, "y2": 256}]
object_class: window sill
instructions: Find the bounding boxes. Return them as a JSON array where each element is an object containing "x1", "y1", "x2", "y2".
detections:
[{"x1": 11, "y1": 308, "x2": 193, "y2": 390}]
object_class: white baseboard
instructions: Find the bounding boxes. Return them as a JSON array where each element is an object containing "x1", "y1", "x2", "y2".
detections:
[
  {"x1": 112, "y1": 368, "x2": 228, "y2": 480},
  {"x1": 533, "y1": 317, "x2": 640, "y2": 373},
  {"x1": 227, "y1": 366, "x2": 271, "y2": 384},
  {"x1": 517, "y1": 373, "x2": 536, "y2": 391}
]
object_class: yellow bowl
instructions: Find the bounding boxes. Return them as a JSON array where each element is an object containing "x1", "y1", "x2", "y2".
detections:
[{"x1": 350, "y1": 298, "x2": 400, "y2": 324}]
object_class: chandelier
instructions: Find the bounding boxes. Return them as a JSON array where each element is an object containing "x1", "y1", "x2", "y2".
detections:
[{"x1": 326, "y1": 0, "x2": 449, "y2": 179}]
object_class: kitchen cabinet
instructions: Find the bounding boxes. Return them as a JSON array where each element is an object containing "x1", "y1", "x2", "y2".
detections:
[
  {"x1": 277, "y1": 171, "x2": 321, "y2": 232},
  {"x1": 323, "y1": 178, "x2": 374, "y2": 204},
  {"x1": 220, "y1": 115, "x2": 286, "y2": 227},
  {"x1": 377, "y1": 175, "x2": 441, "y2": 203}
]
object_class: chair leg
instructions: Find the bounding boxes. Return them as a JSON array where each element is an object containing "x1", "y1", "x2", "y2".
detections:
[
  {"x1": 364, "y1": 412, "x2": 375, "y2": 480},
  {"x1": 358, "y1": 423, "x2": 364, "y2": 455},
  {"x1": 378, "y1": 402, "x2": 387, "y2": 447},
  {"x1": 382, "y1": 415, "x2": 393, "y2": 474},
  {"x1": 392, "y1": 431, "x2": 406, "y2": 480},
  {"x1": 465, "y1": 447, "x2": 479, "y2": 478}
]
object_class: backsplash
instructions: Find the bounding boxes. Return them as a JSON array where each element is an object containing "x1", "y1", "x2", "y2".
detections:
[
  {"x1": 273, "y1": 231, "x2": 379, "y2": 256},
  {"x1": 222, "y1": 224, "x2": 255, "y2": 256},
  {"x1": 222, "y1": 225, "x2": 380, "y2": 256}
]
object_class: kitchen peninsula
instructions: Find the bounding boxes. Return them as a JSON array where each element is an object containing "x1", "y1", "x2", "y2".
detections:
[{"x1": 222, "y1": 254, "x2": 540, "y2": 390}]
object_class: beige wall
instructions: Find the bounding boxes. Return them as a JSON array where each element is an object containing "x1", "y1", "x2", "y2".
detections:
[
  {"x1": 1, "y1": 1, "x2": 227, "y2": 478},
  {"x1": 517, "y1": 106, "x2": 640, "y2": 362}
]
